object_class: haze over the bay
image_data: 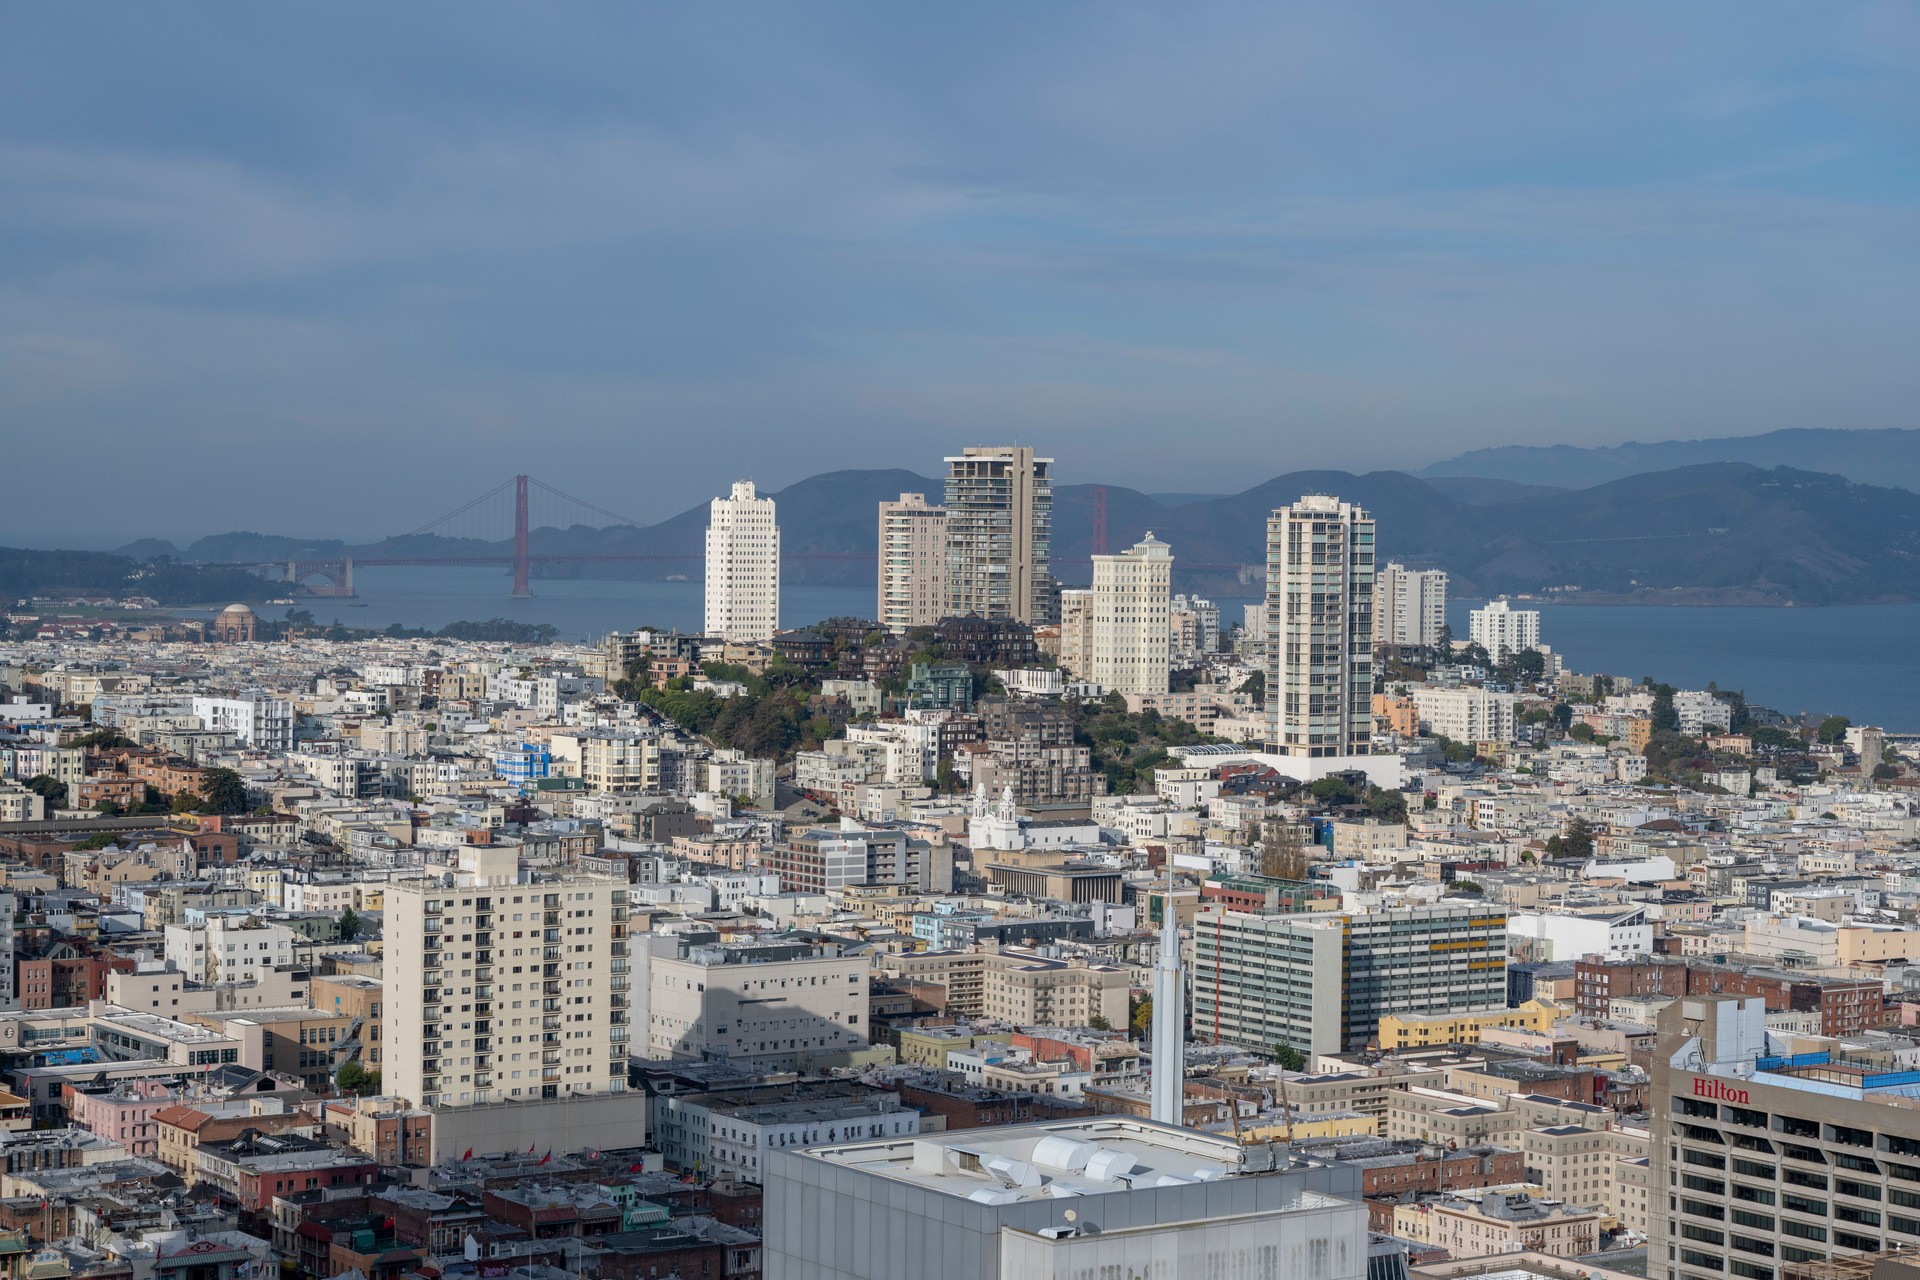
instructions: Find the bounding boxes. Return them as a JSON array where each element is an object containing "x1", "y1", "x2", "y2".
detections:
[{"x1": 4, "y1": 2, "x2": 1918, "y2": 546}]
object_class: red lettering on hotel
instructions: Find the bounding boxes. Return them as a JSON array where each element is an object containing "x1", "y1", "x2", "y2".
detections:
[{"x1": 1693, "y1": 1077, "x2": 1749, "y2": 1105}]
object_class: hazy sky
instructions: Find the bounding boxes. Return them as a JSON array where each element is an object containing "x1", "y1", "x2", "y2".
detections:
[{"x1": 5, "y1": 3, "x2": 1918, "y2": 546}]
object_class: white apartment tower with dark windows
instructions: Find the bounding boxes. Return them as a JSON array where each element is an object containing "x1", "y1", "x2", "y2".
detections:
[
  {"x1": 1265, "y1": 495, "x2": 1376, "y2": 758},
  {"x1": 943, "y1": 446, "x2": 1052, "y2": 624},
  {"x1": 877, "y1": 492, "x2": 948, "y2": 632},
  {"x1": 1089, "y1": 533, "x2": 1173, "y2": 696},
  {"x1": 1374, "y1": 562, "x2": 1449, "y2": 649},
  {"x1": 1469, "y1": 598, "x2": 1542, "y2": 663},
  {"x1": 704, "y1": 480, "x2": 780, "y2": 642}
]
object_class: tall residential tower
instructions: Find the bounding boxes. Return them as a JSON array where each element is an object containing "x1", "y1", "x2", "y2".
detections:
[
  {"x1": 704, "y1": 480, "x2": 780, "y2": 642},
  {"x1": 1089, "y1": 533, "x2": 1173, "y2": 696},
  {"x1": 1265, "y1": 495, "x2": 1375, "y2": 758},
  {"x1": 1374, "y1": 562, "x2": 1449, "y2": 649},
  {"x1": 877, "y1": 492, "x2": 948, "y2": 633},
  {"x1": 943, "y1": 446, "x2": 1052, "y2": 624}
]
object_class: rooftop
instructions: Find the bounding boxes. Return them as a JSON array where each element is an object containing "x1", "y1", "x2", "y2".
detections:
[{"x1": 787, "y1": 1118, "x2": 1304, "y2": 1206}]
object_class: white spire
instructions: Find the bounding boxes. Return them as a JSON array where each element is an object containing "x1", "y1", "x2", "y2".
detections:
[{"x1": 1149, "y1": 857, "x2": 1186, "y2": 1126}]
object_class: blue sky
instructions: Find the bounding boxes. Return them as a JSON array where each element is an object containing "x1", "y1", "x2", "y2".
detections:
[{"x1": 4, "y1": 2, "x2": 1918, "y2": 545}]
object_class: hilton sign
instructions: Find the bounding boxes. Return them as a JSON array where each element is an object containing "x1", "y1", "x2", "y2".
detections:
[{"x1": 1693, "y1": 1077, "x2": 1750, "y2": 1105}]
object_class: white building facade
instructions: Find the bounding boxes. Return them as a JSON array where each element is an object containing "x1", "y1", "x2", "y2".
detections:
[
  {"x1": 877, "y1": 492, "x2": 948, "y2": 633},
  {"x1": 190, "y1": 694, "x2": 294, "y2": 752},
  {"x1": 1468, "y1": 599, "x2": 1541, "y2": 663},
  {"x1": 1266, "y1": 495, "x2": 1375, "y2": 758},
  {"x1": 1088, "y1": 534, "x2": 1173, "y2": 697},
  {"x1": 1374, "y1": 562, "x2": 1448, "y2": 648},
  {"x1": 704, "y1": 481, "x2": 780, "y2": 642}
]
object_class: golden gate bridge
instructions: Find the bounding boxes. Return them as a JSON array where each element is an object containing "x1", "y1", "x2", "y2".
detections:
[{"x1": 208, "y1": 474, "x2": 873, "y2": 599}]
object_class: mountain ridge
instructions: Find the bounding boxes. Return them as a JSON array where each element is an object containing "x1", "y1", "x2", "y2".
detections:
[
  {"x1": 102, "y1": 460, "x2": 1920, "y2": 607},
  {"x1": 1422, "y1": 427, "x2": 1920, "y2": 492}
]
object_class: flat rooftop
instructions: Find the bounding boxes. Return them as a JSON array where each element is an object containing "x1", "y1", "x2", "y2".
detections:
[{"x1": 790, "y1": 1118, "x2": 1301, "y2": 1207}]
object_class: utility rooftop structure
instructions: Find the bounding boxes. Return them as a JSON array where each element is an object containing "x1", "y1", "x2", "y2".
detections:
[{"x1": 764, "y1": 1117, "x2": 1367, "y2": 1280}]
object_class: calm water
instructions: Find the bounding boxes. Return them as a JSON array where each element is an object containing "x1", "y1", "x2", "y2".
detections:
[
  {"x1": 264, "y1": 565, "x2": 877, "y2": 644},
  {"x1": 261, "y1": 569, "x2": 1920, "y2": 729},
  {"x1": 1446, "y1": 600, "x2": 1920, "y2": 730}
]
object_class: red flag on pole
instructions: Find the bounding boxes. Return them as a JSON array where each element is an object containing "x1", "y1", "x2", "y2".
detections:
[
  {"x1": 538, "y1": 1151, "x2": 551, "y2": 1166},
  {"x1": 462, "y1": 1148, "x2": 473, "y2": 1160}
]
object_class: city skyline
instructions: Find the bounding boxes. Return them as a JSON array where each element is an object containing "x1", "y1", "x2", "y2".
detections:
[{"x1": 6, "y1": 4, "x2": 1919, "y2": 546}]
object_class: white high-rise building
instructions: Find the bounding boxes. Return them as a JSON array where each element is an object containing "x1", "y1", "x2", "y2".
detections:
[
  {"x1": 704, "y1": 481, "x2": 780, "y2": 642},
  {"x1": 1266, "y1": 495, "x2": 1375, "y2": 758},
  {"x1": 1374, "y1": 562, "x2": 1449, "y2": 649},
  {"x1": 384, "y1": 845, "x2": 630, "y2": 1111},
  {"x1": 1089, "y1": 533, "x2": 1173, "y2": 696},
  {"x1": 877, "y1": 492, "x2": 948, "y2": 633},
  {"x1": 943, "y1": 446, "x2": 1052, "y2": 624},
  {"x1": 1469, "y1": 598, "x2": 1541, "y2": 663}
]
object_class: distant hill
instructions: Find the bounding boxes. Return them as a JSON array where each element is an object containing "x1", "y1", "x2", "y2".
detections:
[
  {"x1": 1422, "y1": 427, "x2": 1920, "y2": 492},
  {"x1": 0, "y1": 546, "x2": 279, "y2": 606},
  {"x1": 128, "y1": 460, "x2": 1920, "y2": 607},
  {"x1": 1050, "y1": 463, "x2": 1920, "y2": 605}
]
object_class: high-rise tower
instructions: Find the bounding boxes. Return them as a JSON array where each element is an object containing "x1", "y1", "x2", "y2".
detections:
[
  {"x1": 943, "y1": 446, "x2": 1052, "y2": 624},
  {"x1": 1089, "y1": 533, "x2": 1173, "y2": 696},
  {"x1": 704, "y1": 480, "x2": 780, "y2": 642},
  {"x1": 877, "y1": 492, "x2": 948, "y2": 633},
  {"x1": 1265, "y1": 495, "x2": 1375, "y2": 758}
]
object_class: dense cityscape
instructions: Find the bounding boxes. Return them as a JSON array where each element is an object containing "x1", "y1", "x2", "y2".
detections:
[{"x1": 0, "y1": 440, "x2": 1911, "y2": 1280}]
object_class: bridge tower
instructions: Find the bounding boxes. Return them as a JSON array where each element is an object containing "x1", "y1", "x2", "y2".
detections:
[{"x1": 512, "y1": 474, "x2": 531, "y2": 597}]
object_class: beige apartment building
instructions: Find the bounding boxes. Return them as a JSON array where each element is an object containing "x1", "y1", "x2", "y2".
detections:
[
  {"x1": 1087, "y1": 534, "x2": 1173, "y2": 697},
  {"x1": 979, "y1": 952, "x2": 1129, "y2": 1029},
  {"x1": 550, "y1": 731, "x2": 661, "y2": 794},
  {"x1": 878, "y1": 493, "x2": 948, "y2": 633},
  {"x1": 384, "y1": 846, "x2": 631, "y2": 1110},
  {"x1": 1425, "y1": 1191, "x2": 1601, "y2": 1257}
]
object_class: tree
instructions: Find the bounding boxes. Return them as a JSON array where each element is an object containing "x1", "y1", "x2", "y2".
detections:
[
  {"x1": 73, "y1": 729, "x2": 133, "y2": 751},
  {"x1": 1364, "y1": 787, "x2": 1408, "y2": 823},
  {"x1": 334, "y1": 1061, "x2": 380, "y2": 1096},
  {"x1": 1650, "y1": 683, "x2": 1679, "y2": 733},
  {"x1": 1308, "y1": 775, "x2": 1359, "y2": 807},
  {"x1": 1551, "y1": 703, "x2": 1574, "y2": 732},
  {"x1": 1447, "y1": 879, "x2": 1485, "y2": 897},
  {"x1": 21, "y1": 775, "x2": 66, "y2": 808},
  {"x1": 1087, "y1": 1013, "x2": 1111, "y2": 1032},
  {"x1": 1259, "y1": 821, "x2": 1312, "y2": 881},
  {"x1": 1237, "y1": 670, "x2": 1266, "y2": 707},
  {"x1": 1560, "y1": 817, "x2": 1597, "y2": 860},
  {"x1": 200, "y1": 767, "x2": 249, "y2": 815},
  {"x1": 1568, "y1": 722, "x2": 1597, "y2": 743},
  {"x1": 170, "y1": 791, "x2": 202, "y2": 814},
  {"x1": 338, "y1": 906, "x2": 361, "y2": 942},
  {"x1": 1129, "y1": 995, "x2": 1153, "y2": 1037},
  {"x1": 1514, "y1": 648, "x2": 1546, "y2": 681},
  {"x1": 1271, "y1": 1043, "x2": 1306, "y2": 1071},
  {"x1": 1817, "y1": 715, "x2": 1852, "y2": 745}
]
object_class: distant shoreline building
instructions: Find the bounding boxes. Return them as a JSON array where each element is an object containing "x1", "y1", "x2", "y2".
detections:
[
  {"x1": 1469, "y1": 599, "x2": 1541, "y2": 663},
  {"x1": 705, "y1": 480, "x2": 780, "y2": 642}
]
